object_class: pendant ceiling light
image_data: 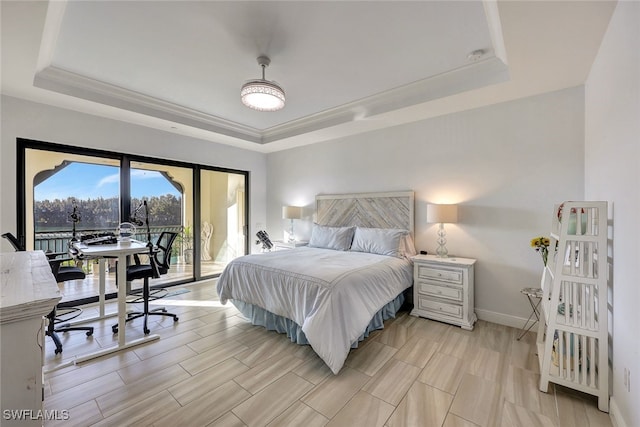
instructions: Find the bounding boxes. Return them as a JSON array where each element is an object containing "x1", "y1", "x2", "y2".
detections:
[{"x1": 241, "y1": 56, "x2": 285, "y2": 112}]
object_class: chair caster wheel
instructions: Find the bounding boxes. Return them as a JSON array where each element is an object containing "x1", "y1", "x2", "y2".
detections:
[
  {"x1": 55, "y1": 349, "x2": 62, "y2": 355},
  {"x1": 174, "y1": 316, "x2": 179, "y2": 322},
  {"x1": 144, "y1": 328, "x2": 150, "y2": 335},
  {"x1": 112, "y1": 325, "x2": 118, "y2": 333},
  {"x1": 86, "y1": 331, "x2": 93, "y2": 337}
]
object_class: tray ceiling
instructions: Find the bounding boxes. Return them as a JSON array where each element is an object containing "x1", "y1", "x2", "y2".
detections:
[{"x1": 1, "y1": 1, "x2": 616, "y2": 152}]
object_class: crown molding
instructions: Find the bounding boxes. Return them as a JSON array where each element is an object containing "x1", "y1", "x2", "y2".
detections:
[
  {"x1": 34, "y1": 54, "x2": 508, "y2": 147},
  {"x1": 262, "y1": 56, "x2": 509, "y2": 143},
  {"x1": 34, "y1": 66, "x2": 264, "y2": 144}
]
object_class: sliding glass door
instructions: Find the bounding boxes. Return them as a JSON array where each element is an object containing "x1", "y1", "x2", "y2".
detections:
[
  {"x1": 26, "y1": 148, "x2": 122, "y2": 302},
  {"x1": 18, "y1": 139, "x2": 248, "y2": 305},
  {"x1": 200, "y1": 169, "x2": 247, "y2": 278},
  {"x1": 130, "y1": 160, "x2": 193, "y2": 284}
]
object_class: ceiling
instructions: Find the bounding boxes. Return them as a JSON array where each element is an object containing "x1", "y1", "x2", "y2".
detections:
[{"x1": 1, "y1": 1, "x2": 616, "y2": 153}]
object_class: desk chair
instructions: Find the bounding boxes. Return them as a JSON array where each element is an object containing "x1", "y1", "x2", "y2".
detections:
[
  {"x1": 112, "y1": 231, "x2": 179, "y2": 335},
  {"x1": 2, "y1": 232, "x2": 94, "y2": 354}
]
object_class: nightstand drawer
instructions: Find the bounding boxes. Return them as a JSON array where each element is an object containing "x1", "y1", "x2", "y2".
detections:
[
  {"x1": 417, "y1": 265, "x2": 462, "y2": 284},
  {"x1": 418, "y1": 298, "x2": 463, "y2": 318},
  {"x1": 416, "y1": 282, "x2": 462, "y2": 302},
  {"x1": 410, "y1": 255, "x2": 476, "y2": 330}
]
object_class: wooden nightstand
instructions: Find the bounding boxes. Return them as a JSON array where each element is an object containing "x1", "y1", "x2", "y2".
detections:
[
  {"x1": 410, "y1": 254, "x2": 477, "y2": 330},
  {"x1": 273, "y1": 240, "x2": 308, "y2": 251}
]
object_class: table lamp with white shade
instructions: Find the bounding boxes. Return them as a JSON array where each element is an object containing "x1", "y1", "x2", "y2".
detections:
[
  {"x1": 426, "y1": 204, "x2": 458, "y2": 258},
  {"x1": 282, "y1": 206, "x2": 302, "y2": 242}
]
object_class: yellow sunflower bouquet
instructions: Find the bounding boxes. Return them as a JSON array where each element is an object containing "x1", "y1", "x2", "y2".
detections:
[{"x1": 530, "y1": 236, "x2": 550, "y2": 266}]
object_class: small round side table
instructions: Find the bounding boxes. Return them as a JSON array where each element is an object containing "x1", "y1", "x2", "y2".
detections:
[{"x1": 516, "y1": 287, "x2": 543, "y2": 340}]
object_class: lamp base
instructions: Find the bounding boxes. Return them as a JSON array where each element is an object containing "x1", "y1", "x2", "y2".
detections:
[
  {"x1": 435, "y1": 223, "x2": 449, "y2": 258},
  {"x1": 288, "y1": 219, "x2": 296, "y2": 243},
  {"x1": 435, "y1": 248, "x2": 449, "y2": 258}
]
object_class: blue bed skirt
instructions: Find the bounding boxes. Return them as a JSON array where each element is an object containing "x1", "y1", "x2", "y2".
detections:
[{"x1": 230, "y1": 292, "x2": 405, "y2": 348}]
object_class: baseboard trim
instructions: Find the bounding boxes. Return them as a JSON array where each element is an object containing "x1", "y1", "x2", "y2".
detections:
[
  {"x1": 609, "y1": 397, "x2": 629, "y2": 427},
  {"x1": 475, "y1": 308, "x2": 530, "y2": 329}
]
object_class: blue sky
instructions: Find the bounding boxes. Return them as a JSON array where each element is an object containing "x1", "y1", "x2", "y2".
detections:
[{"x1": 34, "y1": 163, "x2": 180, "y2": 201}]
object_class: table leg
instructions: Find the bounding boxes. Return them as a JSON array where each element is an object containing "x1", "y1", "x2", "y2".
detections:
[
  {"x1": 517, "y1": 295, "x2": 542, "y2": 341},
  {"x1": 99, "y1": 258, "x2": 106, "y2": 317},
  {"x1": 117, "y1": 254, "x2": 127, "y2": 347},
  {"x1": 61, "y1": 257, "x2": 118, "y2": 327}
]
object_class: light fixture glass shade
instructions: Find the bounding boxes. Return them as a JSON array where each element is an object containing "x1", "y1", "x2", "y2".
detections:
[
  {"x1": 426, "y1": 204, "x2": 458, "y2": 224},
  {"x1": 241, "y1": 80, "x2": 285, "y2": 111}
]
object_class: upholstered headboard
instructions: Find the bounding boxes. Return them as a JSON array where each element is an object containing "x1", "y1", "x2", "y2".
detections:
[{"x1": 315, "y1": 191, "x2": 415, "y2": 236}]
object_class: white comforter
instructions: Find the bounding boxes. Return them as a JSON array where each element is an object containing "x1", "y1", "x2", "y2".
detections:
[{"x1": 216, "y1": 247, "x2": 413, "y2": 374}]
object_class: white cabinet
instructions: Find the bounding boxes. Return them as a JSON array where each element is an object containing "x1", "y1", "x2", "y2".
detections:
[
  {"x1": 536, "y1": 201, "x2": 609, "y2": 411},
  {"x1": 0, "y1": 252, "x2": 61, "y2": 426},
  {"x1": 410, "y1": 255, "x2": 476, "y2": 330}
]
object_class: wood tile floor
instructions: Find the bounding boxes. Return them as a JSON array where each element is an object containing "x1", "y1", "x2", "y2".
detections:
[{"x1": 43, "y1": 280, "x2": 612, "y2": 427}]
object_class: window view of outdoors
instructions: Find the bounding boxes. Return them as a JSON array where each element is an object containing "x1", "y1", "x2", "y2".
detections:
[
  {"x1": 24, "y1": 145, "x2": 247, "y2": 305},
  {"x1": 34, "y1": 163, "x2": 182, "y2": 237},
  {"x1": 34, "y1": 162, "x2": 121, "y2": 234}
]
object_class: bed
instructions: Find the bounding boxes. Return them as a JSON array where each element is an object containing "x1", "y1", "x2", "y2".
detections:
[{"x1": 216, "y1": 191, "x2": 415, "y2": 374}]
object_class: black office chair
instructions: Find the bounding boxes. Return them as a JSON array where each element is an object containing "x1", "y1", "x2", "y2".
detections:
[
  {"x1": 112, "y1": 231, "x2": 179, "y2": 335},
  {"x1": 2, "y1": 232, "x2": 94, "y2": 354}
]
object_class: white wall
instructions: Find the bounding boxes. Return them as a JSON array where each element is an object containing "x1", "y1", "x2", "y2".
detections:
[
  {"x1": 585, "y1": 2, "x2": 639, "y2": 426},
  {"x1": 0, "y1": 95, "x2": 267, "y2": 253},
  {"x1": 267, "y1": 87, "x2": 585, "y2": 326}
]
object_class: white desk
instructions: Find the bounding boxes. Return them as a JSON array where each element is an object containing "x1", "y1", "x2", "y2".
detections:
[
  {"x1": 71, "y1": 239, "x2": 159, "y2": 363},
  {"x1": 1, "y1": 251, "x2": 61, "y2": 426}
]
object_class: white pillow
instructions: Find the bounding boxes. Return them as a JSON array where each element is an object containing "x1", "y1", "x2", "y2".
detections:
[
  {"x1": 308, "y1": 224, "x2": 355, "y2": 251},
  {"x1": 401, "y1": 233, "x2": 417, "y2": 258},
  {"x1": 350, "y1": 227, "x2": 410, "y2": 258}
]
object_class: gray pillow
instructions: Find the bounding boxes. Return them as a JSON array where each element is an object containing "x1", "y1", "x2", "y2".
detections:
[
  {"x1": 308, "y1": 224, "x2": 355, "y2": 251},
  {"x1": 350, "y1": 227, "x2": 410, "y2": 258}
]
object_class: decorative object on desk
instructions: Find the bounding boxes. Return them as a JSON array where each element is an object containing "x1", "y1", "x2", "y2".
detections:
[
  {"x1": 241, "y1": 56, "x2": 285, "y2": 112},
  {"x1": 201, "y1": 221, "x2": 213, "y2": 261},
  {"x1": 80, "y1": 232, "x2": 117, "y2": 246},
  {"x1": 282, "y1": 205, "x2": 302, "y2": 243},
  {"x1": 117, "y1": 222, "x2": 136, "y2": 243},
  {"x1": 68, "y1": 200, "x2": 81, "y2": 242},
  {"x1": 530, "y1": 236, "x2": 550, "y2": 266},
  {"x1": 426, "y1": 203, "x2": 458, "y2": 258}
]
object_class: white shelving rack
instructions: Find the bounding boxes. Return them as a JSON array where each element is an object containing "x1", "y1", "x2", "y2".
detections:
[{"x1": 536, "y1": 201, "x2": 610, "y2": 411}]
